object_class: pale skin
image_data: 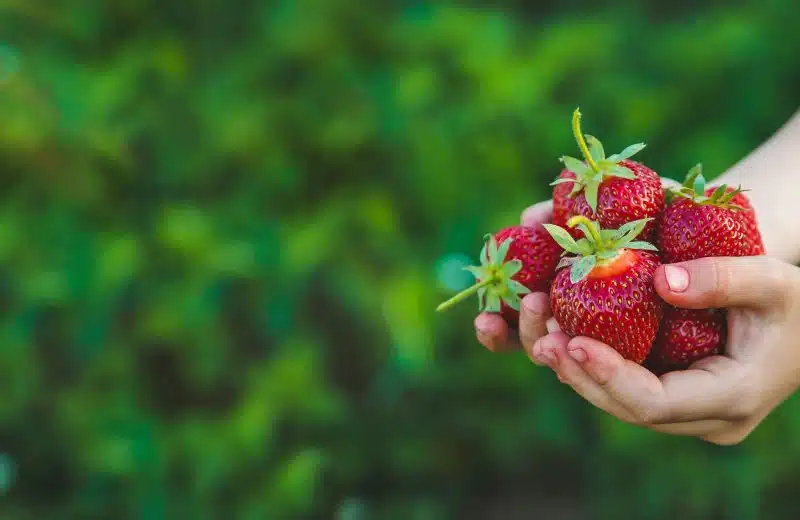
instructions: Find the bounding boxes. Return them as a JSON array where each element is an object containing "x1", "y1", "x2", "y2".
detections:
[{"x1": 474, "y1": 109, "x2": 800, "y2": 445}]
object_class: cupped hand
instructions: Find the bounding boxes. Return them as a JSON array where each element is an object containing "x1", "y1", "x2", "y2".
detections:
[{"x1": 525, "y1": 255, "x2": 800, "y2": 445}]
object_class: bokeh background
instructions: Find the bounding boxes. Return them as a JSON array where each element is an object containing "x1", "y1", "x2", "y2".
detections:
[{"x1": 1, "y1": 0, "x2": 800, "y2": 519}]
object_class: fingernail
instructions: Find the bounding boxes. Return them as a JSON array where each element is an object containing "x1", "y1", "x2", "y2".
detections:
[
  {"x1": 567, "y1": 347, "x2": 587, "y2": 363},
  {"x1": 664, "y1": 265, "x2": 689, "y2": 292}
]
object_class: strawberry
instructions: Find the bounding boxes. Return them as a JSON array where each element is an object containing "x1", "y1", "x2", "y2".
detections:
[
  {"x1": 544, "y1": 216, "x2": 663, "y2": 363},
  {"x1": 436, "y1": 224, "x2": 561, "y2": 326},
  {"x1": 657, "y1": 164, "x2": 762, "y2": 263},
  {"x1": 707, "y1": 186, "x2": 765, "y2": 255},
  {"x1": 551, "y1": 109, "x2": 664, "y2": 241},
  {"x1": 647, "y1": 307, "x2": 727, "y2": 372}
]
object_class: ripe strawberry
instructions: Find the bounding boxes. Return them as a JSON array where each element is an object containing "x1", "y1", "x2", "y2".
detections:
[
  {"x1": 551, "y1": 109, "x2": 664, "y2": 241},
  {"x1": 544, "y1": 216, "x2": 663, "y2": 363},
  {"x1": 706, "y1": 186, "x2": 765, "y2": 255},
  {"x1": 647, "y1": 307, "x2": 727, "y2": 372},
  {"x1": 436, "y1": 224, "x2": 561, "y2": 326},
  {"x1": 657, "y1": 164, "x2": 762, "y2": 263}
]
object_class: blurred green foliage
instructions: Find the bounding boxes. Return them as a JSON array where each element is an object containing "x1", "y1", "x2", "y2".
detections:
[{"x1": 1, "y1": 1, "x2": 800, "y2": 519}]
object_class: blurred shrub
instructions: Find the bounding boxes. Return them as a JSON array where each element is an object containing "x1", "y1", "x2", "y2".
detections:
[{"x1": 0, "y1": 1, "x2": 799, "y2": 519}]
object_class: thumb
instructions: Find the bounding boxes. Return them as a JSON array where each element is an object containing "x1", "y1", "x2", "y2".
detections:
[{"x1": 654, "y1": 256, "x2": 794, "y2": 309}]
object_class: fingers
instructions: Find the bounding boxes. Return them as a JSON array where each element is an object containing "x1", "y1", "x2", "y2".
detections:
[
  {"x1": 474, "y1": 313, "x2": 518, "y2": 352},
  {"x1": 531, "y1": 333, "x2": 744, "y2": 439},
  {"x1": 565, "y1": 336, "x2": 757, "y2": 424},
  {"x1": 654, "y1": 256, "x2": 795, "y2": 310},
  {"x1": 518, "y1": 293, "x2": 551, "y2": 363},
  {"x1": 520, "y1": 200, "x2": 553, "y2": 226},
  {"x1": 564, "y1": 337, "x2": 667, "y2": 423},
  {"x1": 532, "y1": 332, "x2": 635, "y2": 420}
]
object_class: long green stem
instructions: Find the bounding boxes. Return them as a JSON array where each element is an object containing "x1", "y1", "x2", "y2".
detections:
[
  {"x1": 567, "y1": 215, "x2": 603, "y2": 245},
  {"x1": 572, "y1": 108, "x2": 600, "y2": 173},
  {"x1": 436, "y1": 277, "x2": 496, "y2": 312}
]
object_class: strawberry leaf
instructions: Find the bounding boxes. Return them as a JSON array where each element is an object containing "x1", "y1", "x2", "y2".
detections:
[
  {"x1": 606, "y1": 165, "x2": 637, "y2": 179},
  {"x1": 463, "y1": 265, "x2": 485, "y2": 278},
  {"x1": 719, "y1": 186, "x2": 746, "y2": 204},
  {"x1": 585, "y1": 135, "x2": 605, "y2": 163},
  {"x1": 507, "y1": 279, "x2": 531, "y2": 296},
  {"x1": 556, "y1": 256, "x2": 577, "y2": 270},
  {"x1": 479, "y1": 238, "x2": 490, "y2": 264},
  {"x1": 607, "y1": 142, "x2": 645, "y2": 163},
  {"x1": 550, "y1": 178, "x2": 578, "y2": 186},
  {"x1": 616, "y1": 219, "x2": 651, "y2": 246},
  {"x1": 496, "y1": 237, "x2": 513, "y2": 264},
  {"x1": 502, "y1": 259, "x2": 523, "y2": 277},
  {"x1": 543, "y1": 224, "x2": 584, "y2": 254},
  {"x1": 709, "y1": 184, "x2": 727, "y2": 203},
  {"x1": 683, "y1": 163, "x2": 703, "y2": 190},
  {"x1": 573, "y1": 222, "x2": 598, "y2": 247},
  {"x1": 626, "y1": 241, "x2": 658, "y2": 251},
  {"x1": 584, "y1": 181, "x2": 599, "y2": 213},
  {"x1": 597, "y1": 250, "x2": 619, "y2": 260},
  {"x1": 560, "y1": 156, "x2": 590, "y2": 176},
  {"x1": 610, "y1": 218, "x2": 649, "y2": 243},
  {"x1": 575, "y1": 238, "x2": 594, "y2": 255},
  {"x1": 693, "y1": 171, "x2": 706, "y2": 196},
  {"x1": 570, "y1": 254, "x2": 597, "y2": 283},
  {"x1": 568, "y1": 183, "x2": 584, "y2": 197},
  {"x1": 485, "y1": 292, "x2": 501, "y2": 313},
  {"x1": 502, "y1": 293, "x2": 522, "y2": 311},
  {"x1": 487, "y1": 235, "x2": 499, "y2": 264}
]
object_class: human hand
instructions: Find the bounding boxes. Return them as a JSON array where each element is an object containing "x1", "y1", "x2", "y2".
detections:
[{"x1": 525, "y1": 255, "x2": 800, "y2": 445}]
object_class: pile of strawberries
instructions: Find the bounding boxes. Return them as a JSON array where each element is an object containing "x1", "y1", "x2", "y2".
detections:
[{"x1": 437, "y1": 109, "x2": 764, "y2": 373}]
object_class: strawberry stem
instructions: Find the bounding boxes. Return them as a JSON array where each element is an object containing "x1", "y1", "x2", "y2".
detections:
[
  {"x1": 436, "y1": 276, "x2": 496, "y2": 312},
  {"x1": 567, "y1": 215, "x2": 603, "y2": 245},
  {"x1": 572, "y1": 108, "x2": 600, "y2": 174}
]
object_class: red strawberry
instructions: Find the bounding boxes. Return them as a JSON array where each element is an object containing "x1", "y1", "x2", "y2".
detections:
[
  {"x1": 436, "y1": 224, "x2": 561, "y2": 326},
  {"x1": 648, "y1": 307, "x2": 727, "y2": 372},
  {"x1": 705, "y1": 186, "x2": 765, "y2": 255},
  {"x1": 657, "y1": 164, "x2": 762, "y2": 263},
  {"x1": 544, "y1": 216, "x2": 663, "y2": 363},
  {"x1": 551, "y1": 109, "x2": 664, "y2": 241}
]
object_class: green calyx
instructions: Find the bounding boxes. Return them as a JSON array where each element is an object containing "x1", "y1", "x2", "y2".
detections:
[
  {"x1": 436, "y1": 234, "x2": 531, "y2": 313},
  {"x1": 543, "y1": 216, "x2": 657, "y2": 284},
  {"x1": 668, "y1": 163, "x2": 749, "y2": 211},
  {"x1": 551, "y1": 108, "x2": 647, "y2": 214}
]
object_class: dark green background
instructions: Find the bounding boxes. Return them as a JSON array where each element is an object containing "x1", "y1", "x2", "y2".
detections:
[{"x1": 1, "y1": 1, "x2": 800, "y2": 519}]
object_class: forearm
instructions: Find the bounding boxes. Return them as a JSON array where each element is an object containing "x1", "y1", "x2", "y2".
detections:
[{"x1": 716, "y1": 109, "x2": 800, "y2": 264}]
